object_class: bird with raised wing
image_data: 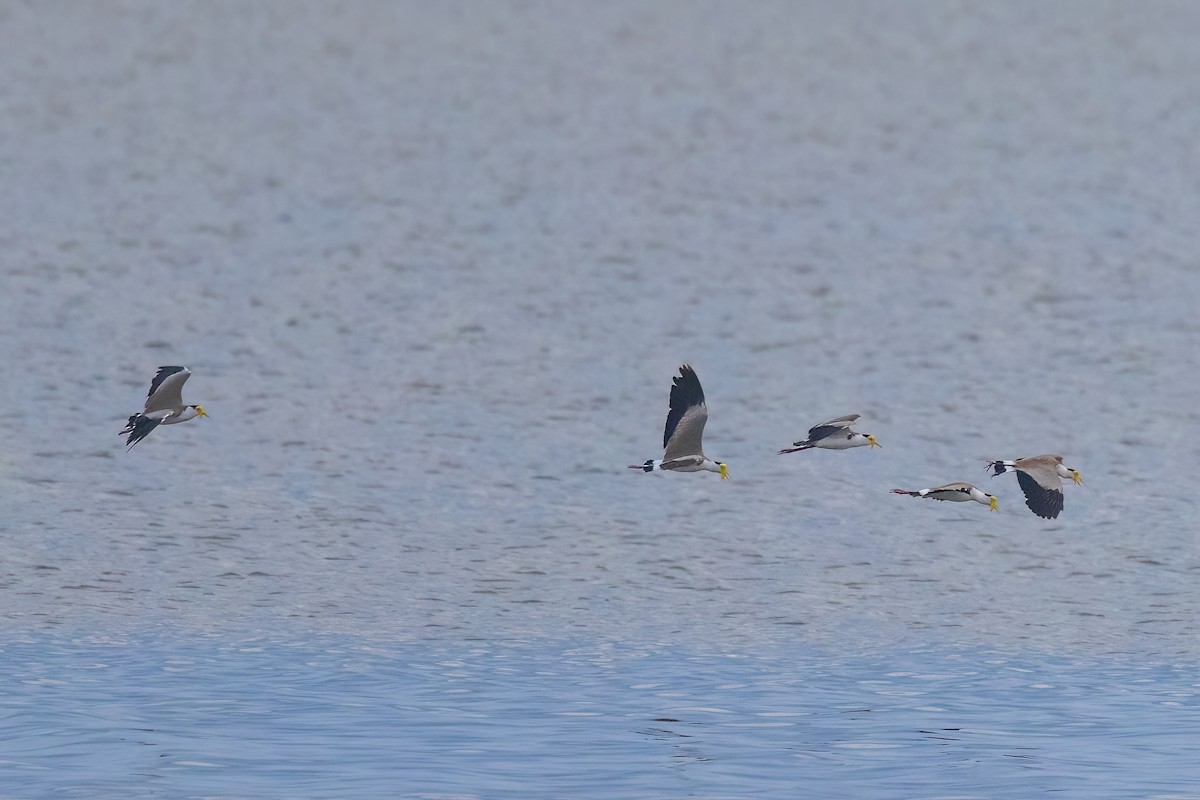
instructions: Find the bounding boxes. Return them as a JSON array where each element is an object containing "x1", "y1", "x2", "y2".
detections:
[
  {"x1": 778, "y1": 414, "x2": 879, "y2": 455},
  {"x1": 120, "y1": 366, "x2": 208, "y2": 450},
  {"x1": 892, "y1": 482, "x2": 997, "y2": 511},
  {"x1": 629, "y1": 364, "x2": 728, "y2": 479},
  {"x1": 985, "y1": 454, "x2": 1081, "y2": 519}
]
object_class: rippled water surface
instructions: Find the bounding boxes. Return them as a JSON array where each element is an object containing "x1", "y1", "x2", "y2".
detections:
[
  {"x1": 2, "y1": 2, "x2": 1199, "y2": 797},
  {"x1": 4, "y1": 636, "x2": 1197, "y2": 799}
]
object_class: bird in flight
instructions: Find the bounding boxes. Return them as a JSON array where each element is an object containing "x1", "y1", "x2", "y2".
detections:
[
  {"x1": 629, "y1": 364, "x2": 728, "y2": 479},
  {"x1": 985, "y1": 454, "x2": 1081, "y2": 519},
  {"x1": 120, "y1": 366, "x2": 208, "y2": 450},
  {"x1": 779, "y1": 414, "x2": 879, "y2": 455},
  {"x1": 891, "y1": 482, "x2": 998, "y2": 511}
]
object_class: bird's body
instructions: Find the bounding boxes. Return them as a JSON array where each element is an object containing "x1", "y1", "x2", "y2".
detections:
[
  {"x1": 779, "y1": 414, "x2": 879, "y2": 455},
  {"x1": 120, "y1": 366, "x2": 207, "y2": 450},
  {"x1": 629, "y1": 364, "x2": 728, "y2": 478},
  {"x1": 986, "y1": 454, "x2": 1081, "y2": 519},
  {"x1": 892, "y1": 482, "x2": 998, "y2": 511}
]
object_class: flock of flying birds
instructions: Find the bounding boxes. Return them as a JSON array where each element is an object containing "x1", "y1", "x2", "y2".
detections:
[
  {"x1": 121, "y1": 363, "x2": 1083, "y2": 520},
  {"x1": 627, "y1": 364, "x2": 1083, "y2": 520}
]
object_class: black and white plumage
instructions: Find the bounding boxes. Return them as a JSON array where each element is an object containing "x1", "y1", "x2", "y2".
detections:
[
  {"x1": 778, "y1": 414, "x2": 879, "y2": 455},
  {"x1": 986, "y1": 454, "x2": 1081, "y2": 519},
  {"x1": 628, "y1": 364, "x2": 728, "y2": 478},
  {"x1": 892, "y1": 482, "x2": 997, "y2": 511},
  {"x1": 119, "y1": 366, "x2": 208, "y2": 450}
]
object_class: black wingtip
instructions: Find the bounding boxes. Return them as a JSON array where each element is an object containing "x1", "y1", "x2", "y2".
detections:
[
  {"x1": 1016, "y1": 470, "x2": 1063, "y2": 519},
  {"x1": 671, "y1": 364, "x2": 704, "y2": 404},
  {"x1": 662, "y1": 364, "x2": 706, "y2": 449},
  {"x1": 121, "y1": 414, "x2": 161, "y2": 450}
]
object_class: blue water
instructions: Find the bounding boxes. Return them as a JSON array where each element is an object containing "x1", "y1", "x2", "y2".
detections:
[
  {"x1": 4, "y1": 636, "x2": 1197, "y2": 799},
  {"x1": 3, "y1": 1, "x2": 1200, "y2": 797}
]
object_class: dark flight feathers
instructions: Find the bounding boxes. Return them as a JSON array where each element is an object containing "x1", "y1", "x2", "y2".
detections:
[
  {"x1": 122, "y1": 414, "x2": 162, "y2": 450},
  {"x1": 803, "y1": 424, "x2": 841, "y2": 442},
  {"x1": 147, "y1": 366, "x2": 187, "y2": 401},
  {"x1": 663, "y1": 364, "x2": 705, "y2": 449},
  {"x1": 1016, "y1": 470, "x2": 1064, "y2": 519}
]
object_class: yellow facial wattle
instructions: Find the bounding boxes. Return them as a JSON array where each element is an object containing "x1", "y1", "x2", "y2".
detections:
[
  {"x1": 988, "y1": 496, "x2": 999, "y2": 512},
  {"x1": 719, "y1": 463, "x2": 729, "y2": 480}
]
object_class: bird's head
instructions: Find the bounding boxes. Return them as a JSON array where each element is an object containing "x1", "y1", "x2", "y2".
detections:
[
  {"x1": 866, "y1": 434, "x2": 880, "y2": 448},
  {"x1": 718, "y1": 462, "x2": 729, "y2": 480},
  {"x1": 988, "y1": 495, "x2": 998, "y2": 512},
  {"x1": 1070, "y1": 469, "x2": 1082, "y2": 486},
  {"x1": 192, "y1": 405, "x2": 208, "y2": 418}
]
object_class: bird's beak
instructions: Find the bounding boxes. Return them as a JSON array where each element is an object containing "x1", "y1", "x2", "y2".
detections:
[
  {"x1": 1071, "y1": 470, "x2": 1082, "y2": 486},
  {"x1": 719, "y1": 463, "x2": 729, "y2": 480},
  {"x1": 989, "y1": 496, "x2": 999, "y2": 512},
  {"x1": 867, "y1": 435, "x2": 880, "y2": 448},
  {"x1": 195, "y1": 405, "x2": 209, "y2": 418}
]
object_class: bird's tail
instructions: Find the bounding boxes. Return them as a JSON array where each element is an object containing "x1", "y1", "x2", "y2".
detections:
[
  {"x1": 891, "y1": 488, "x2": 919, "y2": 497},
  {"x1": 778, "y1": 442, "x2": 813, "y2": 455},
  {"x1": 628, "y1": 460, "x2": 658, "y2": 473},
  {"x1": 985, "y1": 460, "x2": 1015, "y2": 477}
]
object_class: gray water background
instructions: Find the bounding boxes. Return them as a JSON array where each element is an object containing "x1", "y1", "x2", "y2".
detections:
[{"x1": 1, "y1": 2, "x2": 1198, "y2": 797}]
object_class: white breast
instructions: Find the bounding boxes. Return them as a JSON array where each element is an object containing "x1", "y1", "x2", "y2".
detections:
[{"x1": 159, "y1": 407, "x2": 199, "y2": 425}]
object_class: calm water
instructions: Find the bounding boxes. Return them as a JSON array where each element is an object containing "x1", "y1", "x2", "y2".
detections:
[
  {"x1": 3, "y1": 636, "x2": 1197, "y2": 799},
  {"x1": 1, "y1": 2, "x2": 1199, "y2": 797}
]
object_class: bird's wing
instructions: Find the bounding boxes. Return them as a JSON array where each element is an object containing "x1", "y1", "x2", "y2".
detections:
[
  {"x1": 121, "y1": 414, "x2": 161, "y2": 449},
  {"x1": 661, "y1": 454, "x2": 706, "y2": 471},
  {"x1": 926, "y1": 482, "x2": 974, "y2": 501},
  {"x1": 806, "y1": 414, "x2": 860, "y2": 441},
  {"x1": 662, "y1": 365, "x2": 708, "y2": 458},
  {"x1": 1016, "y1": 469, "x2": 1063, "y2": 519},
  {"x1": 1016, "y1": 456, "x2": 1064, "y2": 486},
  {"x1": 144, "y1": 366, "x2": 191, "y2": 413}
]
